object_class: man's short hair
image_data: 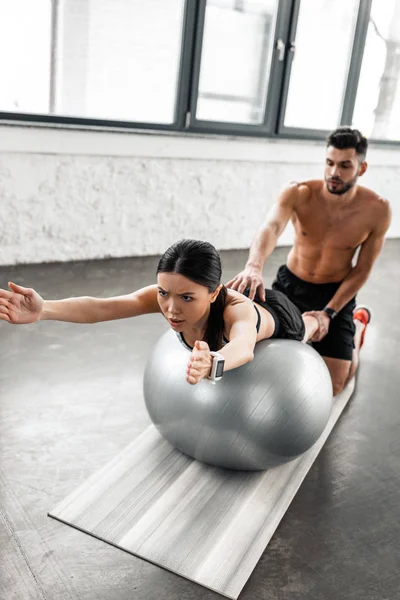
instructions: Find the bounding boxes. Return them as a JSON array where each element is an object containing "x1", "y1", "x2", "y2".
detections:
[{"x1": 327, "y1": 127, "x2": 368, "y2": 161}]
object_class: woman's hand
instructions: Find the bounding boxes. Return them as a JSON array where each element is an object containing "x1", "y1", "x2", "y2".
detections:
[
  {"x1": 0, "y1": 282, "x2": 44, "y2": 324},
  {"x1": 187, "y1": 340, "x2": 213, "y2": 385}
]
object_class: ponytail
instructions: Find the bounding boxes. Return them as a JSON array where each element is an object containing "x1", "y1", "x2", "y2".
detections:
[{"x1": 205, "y1": 285, "x2": 227, "y2": 351}]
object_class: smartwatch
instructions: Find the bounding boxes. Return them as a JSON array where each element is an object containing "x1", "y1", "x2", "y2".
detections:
[
  {"x1": 322, "y1": 307, "x2": 337, "y2": 320},
  {"x1": 208, "y1": 351, "x2": 225, "y2": 382}
]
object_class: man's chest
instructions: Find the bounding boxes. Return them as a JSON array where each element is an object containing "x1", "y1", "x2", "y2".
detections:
[{"x1": 292, "y1": 202, "x2": 370, "y2": 249}]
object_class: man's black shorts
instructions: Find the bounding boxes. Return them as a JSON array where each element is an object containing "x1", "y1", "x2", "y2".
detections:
[{"x1": 272, "y1": 264, "x2": 356, "y2": 361}]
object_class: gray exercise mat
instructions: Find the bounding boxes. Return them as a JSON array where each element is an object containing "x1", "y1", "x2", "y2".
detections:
[{"x1": 49, "y1": 379, "x2": 355, "y2": 599}]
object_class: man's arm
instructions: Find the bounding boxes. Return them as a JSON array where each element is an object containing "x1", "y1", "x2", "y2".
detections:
[
  {"x1": 306, "y1": 200, "x2": 391, "y2": 343},
  {"x1": 226, "y1": 183, "x2": 302, "y2": 300},
  {"x1": 326, "y1": 200, "x2": 391, "y2": 314},
  {"x1": 246, "y1": 183, "x2": 299, "y2": 270}
]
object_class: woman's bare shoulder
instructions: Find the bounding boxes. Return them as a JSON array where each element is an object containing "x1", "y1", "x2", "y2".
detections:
[{"x1": 225, "y1": 289, "x2": 253, "y2": 309}]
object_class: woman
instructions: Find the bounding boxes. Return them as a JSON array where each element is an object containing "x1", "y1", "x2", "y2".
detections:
[{"x1": 0, "y1": 240, "x2": 318, "y2": 385}]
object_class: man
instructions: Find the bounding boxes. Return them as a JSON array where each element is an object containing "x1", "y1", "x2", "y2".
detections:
[{"x1": 227, "y1": 127, "x2": 391, "y2": 395}]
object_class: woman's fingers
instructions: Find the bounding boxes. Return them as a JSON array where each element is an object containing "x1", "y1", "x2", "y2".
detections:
[
  {"x1": 194, "y1": 340, "x2": 209, "y2": 351},
  {"x1": 8, "y1": 282, "x2": 30, "y2": 294},
  {"x1": 187, "y1": 360, "x2": 208, "y2": 378},
  {"x1": 189, "y1": 357, "x2": 208, "y2": 370},
  {"x1": 187, "y1": 363, "x2": 202, "y2": 375},
  {"x1": 186, "y1": 368, "x2": 201, "y2": 383},
  {"x1": 188, "y1": 342, "x2": 211, "y2": 384},
  {"x1": 0, "y1": 289, "x2": 14, "y2": 300}
]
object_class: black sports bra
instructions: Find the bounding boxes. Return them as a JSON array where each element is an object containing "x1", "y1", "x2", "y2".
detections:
[
  {"x1": 178, "y1": 303, "x2": 261, "y2": 350},
  {"x1": 253, "y1": 303, "x2": 262, "y2": 333}
]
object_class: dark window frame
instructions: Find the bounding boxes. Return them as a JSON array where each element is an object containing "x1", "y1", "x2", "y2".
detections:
[
  {"x1": 276, "y1": 0, "x2": 373, "y2": 140},
  {"x1": 186, "y1": 0, "x2": 293, "y2": 136},
  {"x1": 0, "y1": 0, "x2": 399, "y2": 146}
]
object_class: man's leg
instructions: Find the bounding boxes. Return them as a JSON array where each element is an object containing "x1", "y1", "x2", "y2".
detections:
[
  {"x1": 348, "y1": 306, "x2": 371, "y2": 380},
  {"x1": 322, "y1": 306, "x2": 371, "y2": 396},
  {"x1": 271, "y1": 266, "x2": 370, "y2": 394},
  {"x1": 321, "y1": 356, "x2": 352, "y2": 396}
]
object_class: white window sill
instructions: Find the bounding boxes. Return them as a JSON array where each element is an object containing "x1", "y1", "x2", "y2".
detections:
[{"x1": 1, "y1": 121, "x2": 400, "y2": 166}]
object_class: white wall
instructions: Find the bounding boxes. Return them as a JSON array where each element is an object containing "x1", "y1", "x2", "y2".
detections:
[{"x1": 0, "y1": 124, "x2": 399, "y2": 266}]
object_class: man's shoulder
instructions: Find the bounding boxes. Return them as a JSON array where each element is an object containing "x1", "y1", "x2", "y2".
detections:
[
  {"x1": 357, "y1": 185, "x2": 390, "y2": 211},
  {"x1": 286, "y1": 179, "x2": 322, "y2": 201},
  {"x1": 357, "y1": 186, "x2": 391, "y2": 231}
]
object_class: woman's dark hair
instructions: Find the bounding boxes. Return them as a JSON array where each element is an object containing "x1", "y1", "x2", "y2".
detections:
[
  {"x1": 157, "y1": 239, "x2": 227, "y2": 351},
  {"x1": 326, "y1": 127, "x2": 368, "y2": 162}
]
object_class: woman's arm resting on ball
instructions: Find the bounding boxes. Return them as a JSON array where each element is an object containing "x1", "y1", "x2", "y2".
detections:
[
  {"x1": 0, "y1": 282, "x2": 160, "y2": 324},
  {"x1": 220, "y1": 302, "x2": 258, "y2": 371},
  {"x1": 186, "y1": 302, "x2": 257, "y2": 384}
]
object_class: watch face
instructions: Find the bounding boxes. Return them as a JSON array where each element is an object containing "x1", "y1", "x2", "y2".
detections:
[{"x1": 215, "y1": 361, "x2": 224, "y2": 378}]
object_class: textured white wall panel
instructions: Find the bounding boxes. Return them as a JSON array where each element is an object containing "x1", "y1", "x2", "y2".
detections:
[{"x1": 0, "y1": 126, "x2": 398, "y2": 266}]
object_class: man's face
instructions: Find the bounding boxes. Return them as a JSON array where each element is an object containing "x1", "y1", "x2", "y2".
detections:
[{"x1": 324, "y1": 146, "x2": 366, "y2": 195}]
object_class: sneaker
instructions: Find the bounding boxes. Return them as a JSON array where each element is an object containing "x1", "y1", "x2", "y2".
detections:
[{"x1": 353, "y1": 305, "x2": 371, "y2": 349}]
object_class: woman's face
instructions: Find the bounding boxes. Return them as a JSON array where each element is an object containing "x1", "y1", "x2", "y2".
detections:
[{"x1": 157, "y1": 272, "x2": 220, "y2": 332}]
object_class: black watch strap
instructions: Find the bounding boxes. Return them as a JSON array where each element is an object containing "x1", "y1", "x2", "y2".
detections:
[{"x1": 323, "y1": 307, "x2": 337, "y2": 320}]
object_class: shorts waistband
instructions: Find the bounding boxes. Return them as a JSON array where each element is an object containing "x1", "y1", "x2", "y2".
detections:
[{"x1": 279, "y1": 264, "x2": 343, "y2": 291}]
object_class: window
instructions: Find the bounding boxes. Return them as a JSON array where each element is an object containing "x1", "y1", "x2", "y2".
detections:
[
  {"x1": 0, "y1": 0, "x2": 52, "y2": 114},
  {"x1": 1, "y1": 0, "x2": 400, "y2": 144},
  {"x1": 282, "y1": 0, "x2": 359, "y2": 132},
  {"x1": 55, "y1": 0, "x2": 185, "y2": 124},
  {"x1": 195, "y1": 0, "x2": 279, "y2": 125},
  {"x1": 352, "y1": 0, "x2": 400, "y2": 141}
]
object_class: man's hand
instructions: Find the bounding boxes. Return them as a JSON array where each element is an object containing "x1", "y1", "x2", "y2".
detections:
[
  {"x1": 226, "y1": 266, "x2": 265, "y2": 301},
  {"x1": 0, "y1": 282, "x2": 44, "y2": 324},
  {"x1": 302, "y1": 310, "x2": 331, "y2": 342},
  {"x1": 186, "y1": 340, "x2": 213, "y2": 385}
]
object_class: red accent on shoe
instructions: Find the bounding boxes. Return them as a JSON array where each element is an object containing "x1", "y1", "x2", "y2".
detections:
[
  {"x1": 353, "y1": 306, "x2": 371, "y2": 349},
  {"x1": 353, "y1": 307, "x2": 371, "y2": 325}
]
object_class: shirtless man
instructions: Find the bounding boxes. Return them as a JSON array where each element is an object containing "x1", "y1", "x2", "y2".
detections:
[{"x1": 227, "y1": 127, "x2": 392, "y2": 395}]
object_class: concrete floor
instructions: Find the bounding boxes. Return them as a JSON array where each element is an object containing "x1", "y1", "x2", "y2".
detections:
[{"x1": 1, "y1": 242, "x2": 399, "y2": 600}]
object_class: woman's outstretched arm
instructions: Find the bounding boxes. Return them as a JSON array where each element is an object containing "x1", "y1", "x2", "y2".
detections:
[
  {"x1": 187, "y1": 301, "x2": 257, "y2": 384},
  {"x1": 0, "y1": 282, "x2": 160, "y2": 325},
  {"x1": 217, "y1": 301, "x2": 258, "y2": 370}
]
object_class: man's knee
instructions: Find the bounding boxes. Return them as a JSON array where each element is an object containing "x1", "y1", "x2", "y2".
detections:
[
  {"x1": 332, "y1": 379, "x2": 346, "y2": 396},
  {"x1": 322, "y1": 356, "x2": 352, "y2": 396}
]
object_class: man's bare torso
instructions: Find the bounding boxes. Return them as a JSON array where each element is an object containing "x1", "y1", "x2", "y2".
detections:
[{"x1": 287, "y1": 180, "x2": 386, "y2": 283}]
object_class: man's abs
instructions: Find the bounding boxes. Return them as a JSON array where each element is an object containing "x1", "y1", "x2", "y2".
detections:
[
  {"x1": 286, "y1": 243, "x2": 354, "y2": 283},
  {"x1": 287, "y1": 181, "x2": 374, "y2": 283}
]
